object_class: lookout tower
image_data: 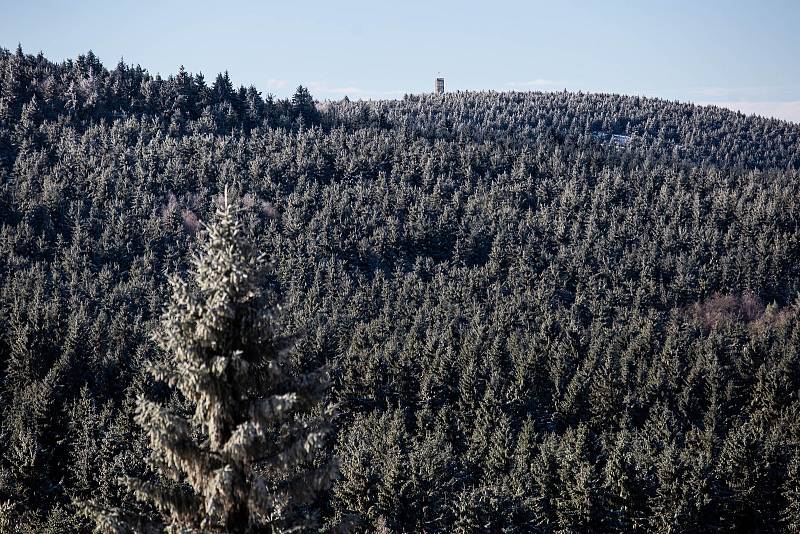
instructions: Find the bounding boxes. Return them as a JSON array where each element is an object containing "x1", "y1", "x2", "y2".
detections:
[{"x1": 435, "y1": 77, "x2": 445, "y2": 94}]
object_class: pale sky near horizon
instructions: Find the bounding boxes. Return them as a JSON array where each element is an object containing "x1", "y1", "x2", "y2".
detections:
[{"x1": 2, "y1": 0, "x2": 799, "y2": 122}]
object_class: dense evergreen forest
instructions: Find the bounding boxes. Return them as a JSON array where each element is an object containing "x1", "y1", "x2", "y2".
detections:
[{"x1": 1, "y1": 45, "x2": 800, "y2": 532}]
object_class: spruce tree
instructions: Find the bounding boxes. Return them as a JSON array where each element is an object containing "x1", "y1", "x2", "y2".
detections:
[
  {"x1": 783, "y1": 448, "x2": 800, "y2": 533},
  {"x1": 95, "y1": 190, "x2": 336, "y2": 532},
  {"x1": 291, "y1": 86, "x2": 319, "y2": 126}
]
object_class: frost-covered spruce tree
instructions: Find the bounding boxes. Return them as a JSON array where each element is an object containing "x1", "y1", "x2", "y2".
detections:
[{"x1": 108, "y1": 191, "x2": 336, "y2": 532}]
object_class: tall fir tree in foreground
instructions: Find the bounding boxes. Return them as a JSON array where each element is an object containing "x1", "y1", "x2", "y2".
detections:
[{"x1": 95, "y1": 190, "x2": 336, "y2": 533}]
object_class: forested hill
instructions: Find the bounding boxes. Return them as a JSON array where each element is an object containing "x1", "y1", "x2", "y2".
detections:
[
  {"x1": 332, "y1": 91, "x2": 800, "y2": 170},
  {"x1": 3, "y1": 45, "x2": 800, "y2": 172},
  {"x1": 2, "y1": 46, "x2": 800, "y2": 532}
]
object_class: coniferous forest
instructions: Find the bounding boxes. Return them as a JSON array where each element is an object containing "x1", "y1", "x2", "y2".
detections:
[{"x1": 1, "y1": 45, "x2": 800, "y2": 532}]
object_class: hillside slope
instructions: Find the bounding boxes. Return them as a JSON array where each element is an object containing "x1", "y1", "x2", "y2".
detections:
[{"x1": 1, "y1": 47, "x2": 800, "y2": 532}]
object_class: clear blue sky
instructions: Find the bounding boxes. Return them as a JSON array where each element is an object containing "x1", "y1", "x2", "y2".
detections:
[{"x1": 3, "y1": 0, "x2": 799, "y2": 122}]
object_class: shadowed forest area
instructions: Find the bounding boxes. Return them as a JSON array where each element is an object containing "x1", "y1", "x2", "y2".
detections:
[{"x1": 1, "y1": 46, "x2": 800, "y2": 532}]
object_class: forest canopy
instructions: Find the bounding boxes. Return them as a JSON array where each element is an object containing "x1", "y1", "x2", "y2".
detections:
[{"x1": 1, "y1": 45, "x2": 800, "y2": 532}]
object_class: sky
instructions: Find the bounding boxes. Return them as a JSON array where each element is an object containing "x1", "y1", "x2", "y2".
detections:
[{"x1": 2, "y1": 0, "x2": 799, "y2": 122}]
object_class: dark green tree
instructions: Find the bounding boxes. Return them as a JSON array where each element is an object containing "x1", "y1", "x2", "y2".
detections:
[{"x1": 291, "y1": 86, "x2": 319, "y2": 126}]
